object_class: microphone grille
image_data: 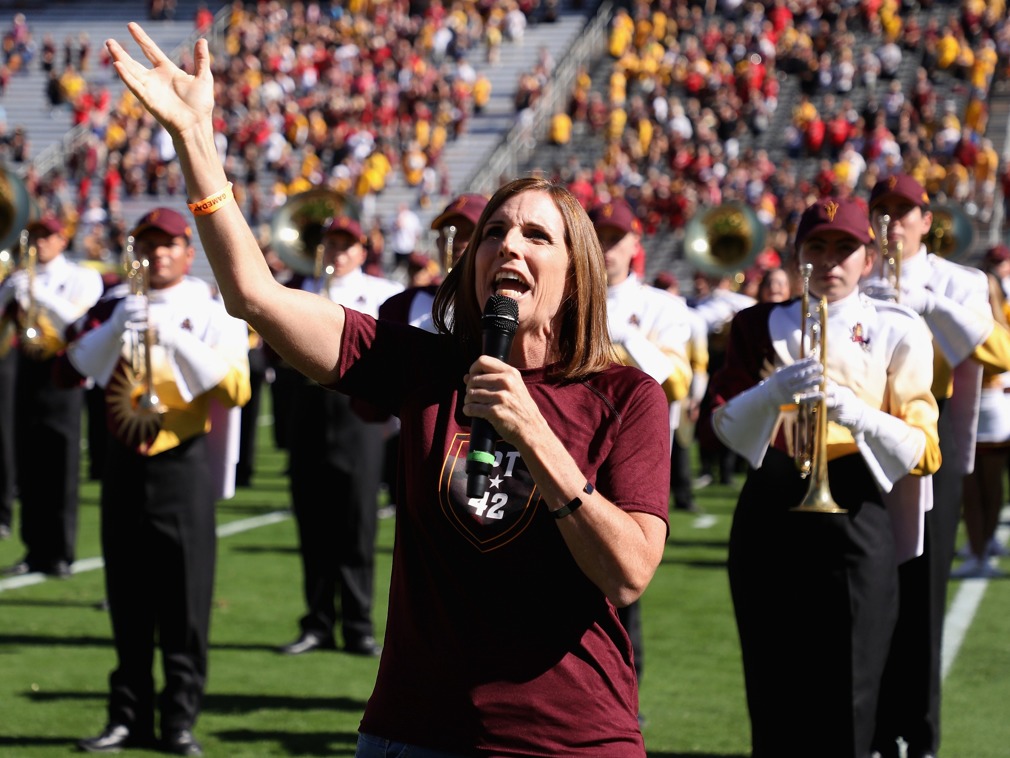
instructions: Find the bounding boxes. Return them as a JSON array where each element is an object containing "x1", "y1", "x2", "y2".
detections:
[{"x1": 483, "y1": 294, "x2": 519, "y2": 334}]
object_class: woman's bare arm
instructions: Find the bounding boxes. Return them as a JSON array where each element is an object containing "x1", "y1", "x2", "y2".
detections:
[{"x1": 106, "y1": 23, "x2": 345, "y2": 384}]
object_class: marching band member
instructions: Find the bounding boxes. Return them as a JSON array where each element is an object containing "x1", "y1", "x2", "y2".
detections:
[
  {"x1": 863, "y1": 174, "x2": 1010, "y2": 758},
  {"x1": 708, "y1": 198, "x2": 939, "y2": 757},
  {"x1": 591, "y1": 197, "x2": 693, "y2": 686},
  {"x1": 0, "y1": 215, "x2": 103, "y2": 578},
  {"x1": 62, "y1": 208, "x2": 250, "y2": 756},
  {"x1": 378, "y1": 192, "x2": 488, "y2": 331},
  {"x1": 278, "y1": 215, "x2": 403, "y2": 657}
]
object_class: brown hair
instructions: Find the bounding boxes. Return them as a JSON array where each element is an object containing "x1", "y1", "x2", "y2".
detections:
[{"x1": 432, "y1": 176, "x2": 615, "y2": 380}]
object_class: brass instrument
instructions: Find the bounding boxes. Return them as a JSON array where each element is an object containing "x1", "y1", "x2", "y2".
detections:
[
  {"x1": 877, "y1": 213, "x2": 902, "y2": 303},
  {"x1": 791, "y1": 291, "x2": 845, "y2": 514},
  {"x1": 683, "y1": 202, "x2": 766, "y2": 278},
  {"x1": 17, "y1": 230, "x2": 44, "y2": 355},
  {"x1": 106, "y1": 236, "x2": 164, "y2": 450},
  {"x1": 0, "y1": 164, "x2": 32, "y2": 273},
  {"x1": 926, "y1": 204, "x2": 975, "y2": 260},
  {"x1": 443, "y1": 224, "x2": 457, "y2": 274},
  {"x1": 270, "y1": 187, "x2": 361, "y2": 278},
  {"x1": 794, "y1": 263, "x2": 815, "y2": 478}
]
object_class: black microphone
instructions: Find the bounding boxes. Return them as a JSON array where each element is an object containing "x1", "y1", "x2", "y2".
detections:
[{"x1": 466, "y1": 294, "x2": 520, "y2": 499}]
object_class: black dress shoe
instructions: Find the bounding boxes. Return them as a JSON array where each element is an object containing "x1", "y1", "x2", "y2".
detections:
[
  {"x1": 277, "y1": 631, "x2": 335, "y2": 655},
  {"x1": 344, "y1": 635, "x2": 382, "y2": 657},
  {"x1": 3, "y1": 560, "x2": 34, "y2": 577},
  {"x1": 161, "y1": 729, "x2": 203, "y2": 756},
  {"x1": 48, "y1": 560, "x2": 72, "y2": 579},
  {"x1": 77, "y1": 723, "x2": 152, "y2": 753}
]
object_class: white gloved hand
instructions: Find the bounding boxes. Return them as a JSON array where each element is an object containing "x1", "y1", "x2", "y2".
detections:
[
  {"x1": 0, "y1": 274, "x2": 18, "y2": 310},
  {"x1": 761, "y1": 356, "x2": 823, "y2": 407},
  {"x1": 10, "y1": 271, "x2": 31, "y2": 309},
  {"x1": 861, "y1": 276, "x2": 898, "y2": 303},
  {"x1": 897, "y1": 284, "x2": 936, "y2": 315},
  {"x1": 110, "y1": 294, "x2": 147, "y2": 334},
  {"x1": 155, "y1": 321, "x2": 187, "y2": 351},
  {"x1": 824, "y1": 382, "x2": 868, "y2": 433}
]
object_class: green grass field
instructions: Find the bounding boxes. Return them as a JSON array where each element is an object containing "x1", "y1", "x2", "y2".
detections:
[{"x1": 1, "y1": 396, "x2": 1009, "y2": 757}]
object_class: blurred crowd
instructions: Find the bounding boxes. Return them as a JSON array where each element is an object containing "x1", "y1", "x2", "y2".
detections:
[{"x1": 526, "y1": 0, "x2": 1010, "y2": 284}]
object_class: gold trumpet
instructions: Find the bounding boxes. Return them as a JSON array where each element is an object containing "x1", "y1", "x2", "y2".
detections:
[
  {"x1": 443, "y1": 224, "x2": 457, "y2": 274},
  {"x1": 791, "y1": 285, "x2": 845, "y2": 514},
  {"x1": 877, "y1": 214, "x2": 902, "y2": 302},
  {"x1": 794, "y1": 263, "x2": 815, "y2": 478},
  {"x1": 13, "y1": 229, "x2": 63, "y2": 361},
  {"x1": 18, "y1": 230, "x2": 43, "y2": 354},
  {"x1": 106, "y1": 236, "x2": 164, "y2": 452}
]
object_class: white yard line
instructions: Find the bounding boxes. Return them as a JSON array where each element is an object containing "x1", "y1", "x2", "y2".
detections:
[
  {"x1": 5, "y1": 500, "x2": 1006, "y2": 686},
  {"x1": 0, "y1": 509, "x2": 291, "y2": 593},
  {"x1": 941, "y1": 505, "x2": 1010, "y2": 680}
]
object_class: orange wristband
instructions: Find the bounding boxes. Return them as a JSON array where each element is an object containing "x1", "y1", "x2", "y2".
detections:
[{"x1": 188, "y1": 182, "x2": 234, "y2": 216}]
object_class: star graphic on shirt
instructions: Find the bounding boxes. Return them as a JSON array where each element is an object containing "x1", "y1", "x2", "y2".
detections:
[{"x1": 489, "y1": 475, "x2": 503, "y2": 489}]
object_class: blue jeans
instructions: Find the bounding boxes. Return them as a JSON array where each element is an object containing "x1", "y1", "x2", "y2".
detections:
[{"x1": 355, "y1": 733, "x2": 472, "y2": 758}]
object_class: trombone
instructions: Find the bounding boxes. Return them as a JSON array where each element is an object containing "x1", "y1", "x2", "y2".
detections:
[{"x1": 790, "y1": 263, "x2": 845, "y2": 514}]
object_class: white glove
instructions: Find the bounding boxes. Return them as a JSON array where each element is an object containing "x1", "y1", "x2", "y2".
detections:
[
  {"x1": 824, "y1": 382, "x2": 868, "y2": 432},
  {"x1": 155, "y1": 320, "x2": 230, "y2": 400},
  {"x1": 110, "y1": 294, "x2": 147, "y2": 335},
  {"x1": 897, "y1": 284, "x2": 936, "y2": 315},
  {"x1": 861, "y1": 276, "x2": 898, "y2": 303},
  {"x1": 761, "y1": 356, "x2": 823, "y2": 407},
  {"x1": 824, "y1": 380, "x2": 926, "y2": 490},
  {"x1": 0, "y1": 275, "x2": 17, "y2": 310},
  {"x1": 9, "y1": 271, "x2": 30, "y2": 309},
  {"x1": 30, "y1": 287, "x2": 82, "y2": 333}
]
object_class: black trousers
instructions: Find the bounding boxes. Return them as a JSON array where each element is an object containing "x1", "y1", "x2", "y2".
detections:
[
  {"x1": 15, "y1": 353, "x2": 82, "y2": 567},
  {"x1": 289, "y1": 384, "x2": 383, "y2": 645},
  {"x1": 873, "y1": 404, "x2": 961, "y2": 757},
  {"x1": 0, "y1": 349, "x2": 16, "y2": 528},
  {"x1": 670, "y1": 432, "x2": 695, "y2": 510},
  {"x1": 729, "y1": 450, "x2": 897, "y2": 758},
  {"x1": 235, "y1": 344, "x2": 267, "y2": 486},
  {"x1": 101, "y1": 434, "x2": 216, "y2": 735}
]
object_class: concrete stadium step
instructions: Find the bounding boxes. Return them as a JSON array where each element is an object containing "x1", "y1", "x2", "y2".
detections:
[
  {"x1": 1, "y1": 1, "x2": 218, "y2": 167},
  {"x1": 370, "y1": 5, "x2": 592, "y2": 246}
]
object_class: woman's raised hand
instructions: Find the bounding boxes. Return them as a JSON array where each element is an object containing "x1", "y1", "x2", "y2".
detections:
[{"x1": 105, "y1": 22, "x2": 214, "y2": 141}]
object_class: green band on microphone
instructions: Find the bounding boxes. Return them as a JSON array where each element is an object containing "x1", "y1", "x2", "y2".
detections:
[{"x1": 467, "y1": 451, "x2": 496, "y2": 465}]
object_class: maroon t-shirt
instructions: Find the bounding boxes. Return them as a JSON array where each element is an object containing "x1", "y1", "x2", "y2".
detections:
[{"x1": 335, "y1": 309, "x2": 670, "y2": 756}]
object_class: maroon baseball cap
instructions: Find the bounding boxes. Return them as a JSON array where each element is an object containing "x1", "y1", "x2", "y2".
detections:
[
  {"x1": 430, "y1": 193, "x2": 489, "y2": 230},
  {"x1": 324, "y1": 215, "x2": 365, "y2": 244},
  {"x1": 985, "y1": 244, "x2": 1010, "y2": 265},
  {"x1": 131, "y1": 208, "x2": 192, "y2": 240},
  {"x1": 26, "y1": 215, "x2": 64, "y2": 237},
  {"x1": 795, "y1": 198, "x2": 874, "y2": 249},
  {"x1": 869, "y1": 174, "x2": 931, "y2": 211},
  {"x1": 589, "y1": 198, "x2": 642, "y2": 235}
]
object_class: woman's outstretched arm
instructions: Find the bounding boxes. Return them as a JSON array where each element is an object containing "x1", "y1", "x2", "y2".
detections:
[{"x1": 106, "y1": 22, "x2": 346, "y2": 385}]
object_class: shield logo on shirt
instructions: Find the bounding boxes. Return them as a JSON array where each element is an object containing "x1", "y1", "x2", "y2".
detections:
[{"x1": 439, "y1": 433, "x2": 541, "y2": 552}]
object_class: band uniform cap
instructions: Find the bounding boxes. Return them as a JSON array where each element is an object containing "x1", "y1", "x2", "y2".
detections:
[
  {"x1": 653, "y1": 270, "x2": 678, "y2": 290},
  {"x1": 795, "y1": 198, "x2": 874, "y2": 249},
  {"x1": 430, "y1": 193, "x2": 489, "y2": 230},
  {"x1": 131, "y1": 208, "x2": 192, "y2": 240},
  {"x1": 984, "y1": 244, "x2": 1010, "y2": 265},
  {"x1": 589, "y1": 198, "x2": 642, "y2": 235},
  {"x1": 869, "y1": 174, "x2": 931, "y2": 211},
  {"x1": 324, "y1": 215, "x2": 365, "y2": 244},
  {"x1": 26, "y1": 215, "x2": 64, "y2": 237}
]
